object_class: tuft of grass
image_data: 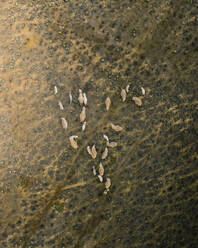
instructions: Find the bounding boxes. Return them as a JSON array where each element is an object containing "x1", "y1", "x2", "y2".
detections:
[{"x1": 54, "y1": 202, "x2": 64, "y2": 212}]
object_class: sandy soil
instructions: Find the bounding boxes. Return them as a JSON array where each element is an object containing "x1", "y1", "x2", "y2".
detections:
[{"x1": 0, "y1": 0, "x2": 197, "y2": 247}]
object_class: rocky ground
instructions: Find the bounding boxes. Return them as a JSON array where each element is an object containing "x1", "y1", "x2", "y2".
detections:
[{"x1": 0, "y1": 0, "x2": 197, "y2": 247}]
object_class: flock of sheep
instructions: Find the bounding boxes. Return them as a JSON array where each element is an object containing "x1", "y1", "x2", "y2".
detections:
[{"x1": 54, "y1": 84, "x2": 145, "y2": 194}]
